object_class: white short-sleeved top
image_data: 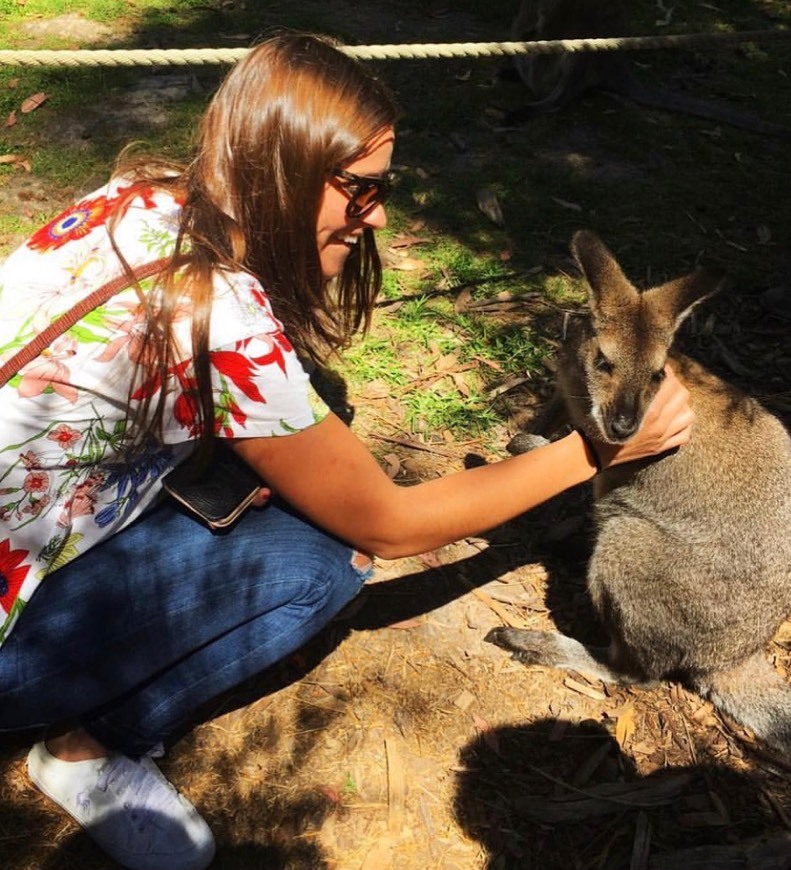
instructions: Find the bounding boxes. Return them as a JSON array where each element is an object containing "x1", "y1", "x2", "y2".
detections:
[{"x1": 0, "y1": 179, "x2": 329, "y2": 645}]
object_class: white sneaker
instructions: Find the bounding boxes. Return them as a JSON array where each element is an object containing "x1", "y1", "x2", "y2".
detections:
[{"x1": 27, "y1": 742, "x2": 215, "y2": 870}]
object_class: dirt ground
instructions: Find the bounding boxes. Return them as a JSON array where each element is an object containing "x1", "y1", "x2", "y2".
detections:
[{"x1": 3, "y1": 4, "x2": 791, "y2": 870}]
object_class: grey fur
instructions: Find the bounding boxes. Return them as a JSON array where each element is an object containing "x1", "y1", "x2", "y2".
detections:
[
  {"x1": 487, "y1": 231, "x2": 791, "y2": 757},
  {"x1": 502, "y1": 0, "x2": 791, "y2": 141}
]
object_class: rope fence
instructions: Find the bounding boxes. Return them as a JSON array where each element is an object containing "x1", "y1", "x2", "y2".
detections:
[{"x1": 0, "y1": 28, "x2": 790, "y2": 68}]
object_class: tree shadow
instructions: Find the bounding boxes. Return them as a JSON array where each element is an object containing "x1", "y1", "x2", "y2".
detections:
[{"x1": 453, "y1": 717, "x2": 791, "y2": 870}]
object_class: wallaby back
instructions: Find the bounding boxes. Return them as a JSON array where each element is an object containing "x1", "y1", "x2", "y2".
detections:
[
  {"x1": 495, "y1": 231, "x2": 791, "y2": 757},
  {"x1": 505, "y1": 0, "x2": 791, "y2": 140}
]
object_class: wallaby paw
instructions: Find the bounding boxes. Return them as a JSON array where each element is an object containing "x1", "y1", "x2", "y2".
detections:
[
  {"x1": 484, "y1": 627, "x2": 554, "y2": 665},
  {"x1": 506, "y1": 433, "x2": 550, "y2": 456}
]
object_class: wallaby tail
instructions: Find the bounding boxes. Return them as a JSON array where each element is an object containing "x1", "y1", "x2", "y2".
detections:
[
  {"x1": 696, "y1": 654, "x2": 791, "y2": 758},
  {"x1": 617, "y1": 73, "x2": 791, "y2": 142}
]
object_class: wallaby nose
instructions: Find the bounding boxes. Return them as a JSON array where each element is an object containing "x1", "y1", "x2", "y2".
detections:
[{"x1": 610, "y1": 414, "x2": 639, "y2": 440}]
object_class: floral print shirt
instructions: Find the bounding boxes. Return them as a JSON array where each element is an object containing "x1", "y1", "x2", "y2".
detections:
[{"x1": 0, "y1": 179, "x2": 328, "y2": 646}]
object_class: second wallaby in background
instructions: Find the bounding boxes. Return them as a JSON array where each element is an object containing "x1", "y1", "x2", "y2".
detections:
[
  {"x1": 502, "y1": 0, "x2": 791, "y2": 140},
  {"x1": 487, "y1": 230, "x2": 791, "y2": 758}
]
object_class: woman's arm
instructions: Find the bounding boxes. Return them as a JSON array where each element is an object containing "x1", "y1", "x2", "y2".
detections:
[{"x1": 232, "y1": 365, "x2": 692, "y2": 560}]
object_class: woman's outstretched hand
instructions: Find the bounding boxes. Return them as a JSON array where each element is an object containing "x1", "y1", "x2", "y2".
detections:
[{"x1": 594, "y1": 364, "x2": 694, "y2": 469}]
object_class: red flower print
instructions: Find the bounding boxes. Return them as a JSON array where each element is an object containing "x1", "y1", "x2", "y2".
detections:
[
  {"x1": 23, "y1": 471, "x2": 50, "y2": 494},
  {"x1": 210, "y1": 350, "x2": 266, "y2": 404},
  {"x1": 246, "y1": 333, "x2": 291, "y2": 373},
  {"x1": 22, "y1": 495, "x2": 51, "y2": 517},
  {"x1": 19, "y1": 451, "x2": 40, "y2": 470},
  {"x1": 174, "y1": 389, "x2": 201, "y2": 436},
  {"x1": 47, "y1": 424, "x2": 82, "y2": 450},
  {"x1": 27, "y1": 194, "x2": 117, "y2": 253},
  {"x1": 57, "y1": 476, "x2": 103, "y2": 527},
  {"x1": 0, "y1": 539, "x2": 31, "y2": 614}
]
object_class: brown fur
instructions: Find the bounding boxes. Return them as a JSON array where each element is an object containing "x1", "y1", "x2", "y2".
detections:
[{"x1": 488, "y1": 231, "x2": 791, "y2": 757}]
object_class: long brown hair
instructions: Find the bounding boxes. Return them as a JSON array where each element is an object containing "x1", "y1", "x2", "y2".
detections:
[{"x1": 111, "y1": 32, "x2": 400, "y2": 450}]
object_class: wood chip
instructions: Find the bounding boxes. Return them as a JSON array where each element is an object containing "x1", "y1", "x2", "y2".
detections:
[
  {"x1": 563, "y1": 676, "x2": 606, "y2": 701},
  {"x1": 453, "y1": 689, "x2": 475, "y2": 711},
  {"x1": 513, "y1": 773, "x2": 691, "y2": 822},
  {"x1": 649, "y1": 835, "x2": 791, "y2": 870},
  {"x1": 385, "y1": 738, "x2": 406, "y2": 836},
  {"x1": 630, "y1": 811, "x2": 652, "y2": 870},
  {"x1": 572, "y1": 739, "x2": 613, "y2": 787},
  {"x1": 360, "y1": 833, "x2": 395, "y2": 869}
]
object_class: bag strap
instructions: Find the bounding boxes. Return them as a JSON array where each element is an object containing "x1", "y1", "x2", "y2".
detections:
[{"x1": 0, "y1": 257, "x2": 172, "y2": 389}]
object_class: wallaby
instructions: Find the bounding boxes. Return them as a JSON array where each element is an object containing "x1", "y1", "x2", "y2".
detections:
[
  {"x1": 501, "y1": 0, "x2": 791, "y2": 140},
  {"x1": 487, "y1": 230, "x2": 791, "y2": 758}
]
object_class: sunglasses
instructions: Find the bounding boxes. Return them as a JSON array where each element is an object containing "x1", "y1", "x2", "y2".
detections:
[{"x1": 331, "y1": 167, "x2": 394, "y2": 219}]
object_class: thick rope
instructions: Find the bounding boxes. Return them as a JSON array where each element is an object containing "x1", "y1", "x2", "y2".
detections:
[{"x1": 0, "y1": 29, "x2": 789, "y2": 67}]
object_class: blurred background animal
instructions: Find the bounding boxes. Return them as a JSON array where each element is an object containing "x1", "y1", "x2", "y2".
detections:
[
  {"x1": 499, "y1": 0, "x2": 791, "y2": 139},
  {"x1": 488, "y1": 230, "x2": 791, "y2": 759}
]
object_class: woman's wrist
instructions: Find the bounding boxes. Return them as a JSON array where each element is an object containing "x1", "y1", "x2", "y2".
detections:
[{"x1": 572, "y1": 428, "x2": 602, "y2": 477}]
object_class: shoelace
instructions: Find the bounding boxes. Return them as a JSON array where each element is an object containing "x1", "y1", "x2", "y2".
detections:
[{"x1": 96, "y1": 755, "x2": 181, "y2": 834}]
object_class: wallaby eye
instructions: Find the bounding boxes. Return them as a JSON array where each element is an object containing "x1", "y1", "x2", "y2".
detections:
[
  {"x1": 594, "y1": 352, "x2": 614, "y2": 375},
  {"x1": 651, "y1": 369, "x2": 666, "y2": 384}
]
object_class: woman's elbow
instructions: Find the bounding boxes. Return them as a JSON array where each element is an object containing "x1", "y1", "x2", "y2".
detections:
[{"x1": 350, "y1": 519, "x2": 420, "y2": 561}]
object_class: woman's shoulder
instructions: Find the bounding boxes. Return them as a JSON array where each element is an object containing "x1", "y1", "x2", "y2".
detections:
[
  {"x1": 1, "y1": 178, "x2": 182, "y2": 276},
  {"x1": 209, "y1": 267, "x2": 284, "y2": 340}
]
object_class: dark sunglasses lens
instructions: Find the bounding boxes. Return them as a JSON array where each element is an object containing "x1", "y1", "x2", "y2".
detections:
[{"x1": 348, "y1": 179, "x2": 389, "y2": 218}]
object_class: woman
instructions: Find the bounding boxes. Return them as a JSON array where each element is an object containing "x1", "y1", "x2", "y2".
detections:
[{"x1": 0, "y1": 32, "x2": 693, "y2": 870}]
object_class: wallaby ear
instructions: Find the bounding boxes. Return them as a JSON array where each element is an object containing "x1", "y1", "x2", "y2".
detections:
[
  {"x1": 645, "y1": 268, "x2": 727, "y2": 330},
  {"x1": 571, "y1": 230, "x2": 638, "y2": 320}
]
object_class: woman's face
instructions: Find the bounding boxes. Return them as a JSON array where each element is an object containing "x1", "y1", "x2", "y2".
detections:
[{"x1": 316, "y1": 127, "x2": 395, "y2": 280}]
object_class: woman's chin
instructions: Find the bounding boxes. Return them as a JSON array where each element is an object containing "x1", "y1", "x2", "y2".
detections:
[{"x1": 320, "y1": 245, "x2": 353, "y2": 279}]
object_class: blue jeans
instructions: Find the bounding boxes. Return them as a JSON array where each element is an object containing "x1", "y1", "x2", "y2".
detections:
[{"x1": 0, "y1": 498, "x2": 371, "y2": 755}]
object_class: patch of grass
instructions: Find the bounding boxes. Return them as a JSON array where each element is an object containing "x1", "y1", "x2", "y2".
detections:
[
  {"x1": 341, "y1": 336, "x2": 408, "y2": 388},
  {"x1": 401, "y1": 379, "x2": 502, "y2": 438}
]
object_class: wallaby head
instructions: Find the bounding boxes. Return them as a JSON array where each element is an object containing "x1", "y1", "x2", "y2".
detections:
[{"x1": 568, "y1": 230, "x2": 724, "y2": 442}]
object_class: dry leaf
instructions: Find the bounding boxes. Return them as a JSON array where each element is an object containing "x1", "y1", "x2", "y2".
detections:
[
  {"x1": 4, "y1": 111, "x2": 17, "y2": 128},
  {"x1": 7, "y1": 78, "x2": 19, "y2": 89},
  {"x1": 318, "y1": 784, "x2": 341, "y2": 804},
  {"x1": 451, "y1": 372, "x2": 472, "y2": 397},
  {"x1": 388, "y1": 617, "x2": 423, "y2": 629},
  {"x1": 0, "y1": 153, "x2": 30, "y2": 171},
  {"x1": 476, "y1": 186, "x2": 505, "y2": 227},
  {"x1": 449, "y1": 131, "x2": 468, "y2": 152},
  {"x1": 552, "y1": 196, "x2": 583, "y2": 212},
  {"x1": 382, "y1": 452, "x2": 401, "y2": 479},
  {"x1": 20, "y1": 92, "x2": 48, "y2": 114},
  {"x1": 472, "y1": 713, "x2": 501, "y2": 754},
  {"x1": 419, "y1": 550, "x2": 443, "y2": 569},
  {"x1": 615, "y1": 704, "x2": 636, "y2": 748},
  {"x1": 454, "y1": 287, "x2": 473, "y2": 314},
  {"x1": 389, "y1": 234, "x2": 430, "y2": 249},
  {"x1": 390, "y1": 256, "x2": 425, "y2": 272}
]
